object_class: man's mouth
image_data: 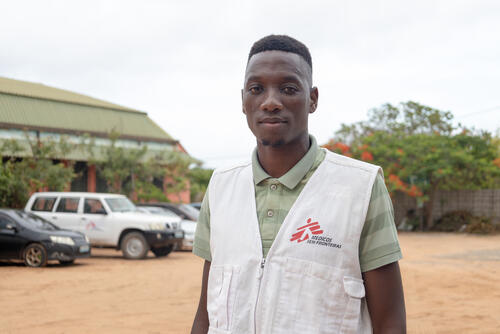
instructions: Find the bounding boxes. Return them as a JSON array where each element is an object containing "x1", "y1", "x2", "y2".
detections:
[{"x1": 259, "y1": 117, "x2": 287, "y2": 124}]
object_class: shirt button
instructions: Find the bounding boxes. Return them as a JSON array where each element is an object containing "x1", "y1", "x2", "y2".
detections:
[
  {"x1": 267, "y1": 210, "x2": 274, "y2": 217},
  {"x1": 270, "y1": 184, "x2": 277, "y2": 190}
]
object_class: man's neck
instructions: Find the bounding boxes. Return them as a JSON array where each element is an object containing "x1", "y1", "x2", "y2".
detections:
[{"x1": 256, "y1": 134, "x2": 311, "y2": 178}]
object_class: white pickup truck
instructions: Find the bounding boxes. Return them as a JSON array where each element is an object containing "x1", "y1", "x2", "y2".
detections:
[{"x1": 25, "y1": 192, "x2": 184, "y2": 259}]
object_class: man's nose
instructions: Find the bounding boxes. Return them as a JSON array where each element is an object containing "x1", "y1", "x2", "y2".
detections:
[{"x1": 260, "y1": 89, "x2": 283, "y2": 112}]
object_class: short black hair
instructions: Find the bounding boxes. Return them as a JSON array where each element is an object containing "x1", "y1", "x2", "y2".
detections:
[{"x1": 248, "y1": 35, "x2": 312, "y2": 70}]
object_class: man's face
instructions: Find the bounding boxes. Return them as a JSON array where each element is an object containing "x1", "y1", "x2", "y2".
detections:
[{"x1": 242, "y1": 51, "x2": 318, "y2": 148}]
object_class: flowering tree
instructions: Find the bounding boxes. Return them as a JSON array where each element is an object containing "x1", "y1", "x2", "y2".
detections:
[{"x1": 324, "y1": 101, "x2": 500, "y2": 229}]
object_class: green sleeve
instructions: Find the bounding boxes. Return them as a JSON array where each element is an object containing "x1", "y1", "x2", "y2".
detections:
[
  {"x1": 359, "y1": 173, "x2": 402, "y2": 272},
  {"x1": 192, "y1": 191, "x2": 212, "y2": 261}
]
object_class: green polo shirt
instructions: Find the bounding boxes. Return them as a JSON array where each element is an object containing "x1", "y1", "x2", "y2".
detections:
[{"x1": 193, "y1": 136, "x2": 402, "y2": 272}]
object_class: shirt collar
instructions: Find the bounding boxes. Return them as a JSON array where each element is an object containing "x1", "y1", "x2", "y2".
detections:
[{"x1": 252, "y1": 135, "x2": 319, "y2": 189}]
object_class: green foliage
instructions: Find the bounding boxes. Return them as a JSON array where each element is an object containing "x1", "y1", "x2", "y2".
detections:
[
  {"x1": 188, "y1": 167, "x2": 214, "y2": 202},
  {"x1": 0, "y1": 160, "x2": 29, "y2": 208},
  {"x1": 135, "y1": 180, "x2": 169, "y2": 202},
  {"x1": 327, "y1": 101, "x2": 500, "y2": 229},
  {"x1": 0, "y1": 135, "x2": 75, "y2": 208},
  {"x1": 432, "y1": 211, "x2": 498, "y2": 234},
  {"x1": 432, "y1": 211, "x2": 473, "y2": 232},
  {"x1": 464, "y1": 217, "x2": 498, "y2": 234},
  {"x1": 86, "y1": 131, "x2": 195, "y2": 201},
  {"x1": 335, "y1": 101, "x2": 454, "y2": 147}
]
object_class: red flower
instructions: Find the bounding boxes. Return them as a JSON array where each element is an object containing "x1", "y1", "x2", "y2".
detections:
[
  {"x1": 361, "y1": 151, "x2": 373, "y2": 161},
  {"x1": 407, "y1": 185, "x2": 423, "y2": 197}
]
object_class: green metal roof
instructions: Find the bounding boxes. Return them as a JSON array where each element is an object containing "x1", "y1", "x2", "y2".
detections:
[
  {"x1": 0, "y1": 76, "x2": 138, "y2": 112},
  {"x1": 0, "y1": 77, "x2": 174, "y2": 143}
]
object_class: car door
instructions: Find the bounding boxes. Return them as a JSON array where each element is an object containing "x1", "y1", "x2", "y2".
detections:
[
  {"x1": 0, "y1": 214, "x2": 25, "y2": 259},
  {"x1": 51, "y1": 196, "x2": 82, "y2": 231},
  {"x1": 81, "y1": 198, "x2": 112, "y2": 245}
]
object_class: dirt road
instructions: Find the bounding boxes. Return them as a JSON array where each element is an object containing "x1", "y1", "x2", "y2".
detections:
[{"x1": 1, "y1": 233, "x2": 499, "y2": 333}]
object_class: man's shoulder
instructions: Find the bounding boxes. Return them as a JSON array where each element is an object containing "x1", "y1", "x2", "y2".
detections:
[
  {"x1": 212, "y1": 161, "x2": 252, "y2": 177},
  {"x1": 322, "y1": 150, "x2": 381, "y2": 175}
]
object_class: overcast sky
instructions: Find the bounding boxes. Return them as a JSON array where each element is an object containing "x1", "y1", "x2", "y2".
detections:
[{"x1": 1, "y1": 0, "x2": 499, "y2": 168}]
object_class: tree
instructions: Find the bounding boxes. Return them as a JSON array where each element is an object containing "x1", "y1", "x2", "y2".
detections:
[
  {"x1": 188, "y1": 167, "x2": 214, "y2": 202},
  {"x1": 493, "y1": 129, "x2": 500, "y2": 169},
  {"x1": 324, "y1": 101, "x2": 500, "y2": 229},
  {"x1": 86, "y1": 131, "x2": 196, "y2": 202},
  {"x1": 0, "y1": 134, "x2": 76, "y2": 208}
]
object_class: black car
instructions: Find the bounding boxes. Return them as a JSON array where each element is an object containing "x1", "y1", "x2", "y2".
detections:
[
  {"x1": 0, "y1": 209, "x2": 91, "y2": 267},
  {"x1": 137, "y1": 202, "x2": 200, "y2": 222}
]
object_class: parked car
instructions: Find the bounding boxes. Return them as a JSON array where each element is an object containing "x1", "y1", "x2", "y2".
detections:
[
  {"x1": 137, "y1": 202, "x2": 200, "y2": 222},
  {"x1": 137, "y1": 205, "x2": 196, "y2": 250},
  {"x1": 135, "y1": 206, "x2": 184, "y2": 250},
  {"x1": 25, "y1": 192, "x2": 184, "y2": 259},
  {"x1": 189, "y1": 202, "x2": 202, "y2": 210},
  {"x1": 0, "y1": 209, "x2": 91, "y2": 267}
]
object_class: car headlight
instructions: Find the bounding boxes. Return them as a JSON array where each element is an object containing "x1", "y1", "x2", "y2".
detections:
[
  {"x1": 50, "y1": 236, "x2": 75, "y2": 246},
  {"x1": 148, "y1": 223, "x2": 166, "y2": 231}
]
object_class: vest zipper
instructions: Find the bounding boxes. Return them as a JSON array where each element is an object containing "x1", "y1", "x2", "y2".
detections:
[{"x1": 254, "y1": 257, "x2": 266, "y2": 333}]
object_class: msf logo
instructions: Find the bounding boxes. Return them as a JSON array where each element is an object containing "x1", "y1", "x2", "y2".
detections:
[{"x1": 290, "y1": 218, "x2": 323, "y2": 243}]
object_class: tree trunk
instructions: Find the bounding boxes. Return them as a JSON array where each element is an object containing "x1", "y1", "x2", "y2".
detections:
[{"x1": 424, "y1": 184, "x2": 438, "y2": 230}]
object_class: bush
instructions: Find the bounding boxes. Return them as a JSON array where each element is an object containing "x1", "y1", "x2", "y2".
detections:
[
  {"x1": 464, "y1": 216, "x2": 497, "y2": 234},
  {"x1": 432, "y1": 211, "x2": 472, "y2": 232},
  {"x1": 432, "y1": 211, "x2": 499, "y2": 234}
]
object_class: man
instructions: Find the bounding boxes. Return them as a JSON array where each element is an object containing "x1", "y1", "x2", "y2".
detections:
[{"x1": 191, "y1": 35, "x2": 406, "y2": 334}]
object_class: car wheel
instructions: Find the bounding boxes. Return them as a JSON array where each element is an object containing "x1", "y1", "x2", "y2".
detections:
[
  {"x1": 121, "y1": 232, "x2": 148, "y2": 259},
  {"x1": 23, "y1": 243, "x2": 47, "y2": 268},
  {"x1": 59, "y1": 260, "x2": 75, "y2": 265},
  {"x1": 151, "y1": 245, "x2": 173, "y2": 257}
]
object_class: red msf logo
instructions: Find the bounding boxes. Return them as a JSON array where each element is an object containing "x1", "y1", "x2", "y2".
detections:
[{"x1": 290, "y1": 218, "x2": 324, "y2": 243}]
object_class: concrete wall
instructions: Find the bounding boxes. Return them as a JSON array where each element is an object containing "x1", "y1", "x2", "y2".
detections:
[{"x1": 392, "y1": 189, "x2": 500, "y2": 225}]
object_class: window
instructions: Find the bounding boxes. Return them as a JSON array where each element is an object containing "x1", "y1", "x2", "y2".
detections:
[
  {"x1": 56, "y1": 197, "x2": 80, "y2": 213},
  {"x1": 104, "y1": 197, "x2": 136, "y2": 212},
  {"x1": 32, "y1": 197, "x2": 57, "y2": 212},
  {"x1": 84, "y1": 199, "x2": 106, "y2": 214}
]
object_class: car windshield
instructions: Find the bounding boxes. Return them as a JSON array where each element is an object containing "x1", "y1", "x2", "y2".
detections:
[
  {"x1": 15, "y1": 211, "x2": 59, "y2": 230},
  {"x1": 105, "y1": 197, "x2": 137, "y2": 212},
  {"x1": 179, "y1": 204, "x2": 200, "y2": 220}
]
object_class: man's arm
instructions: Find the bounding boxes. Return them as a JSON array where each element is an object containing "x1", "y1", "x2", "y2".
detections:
[
  {"x1": 362, "y1": 261, "x2": 406, "y2": 334},
  {"x1": 191, "y1": 260, "x2": 211, "y2": 334}
]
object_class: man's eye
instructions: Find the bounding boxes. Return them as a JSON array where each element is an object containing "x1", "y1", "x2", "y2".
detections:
[
  {"x1": 282, "y1": 86, "x2": 298, "y2": 95},
  {"x1": 249, "y1": 86, "x2": 262, "y2": 94}
]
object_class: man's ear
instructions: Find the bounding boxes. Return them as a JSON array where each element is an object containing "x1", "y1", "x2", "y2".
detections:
[{"x1": 309, "y1": 87, "x2": 319, "y2": 114}]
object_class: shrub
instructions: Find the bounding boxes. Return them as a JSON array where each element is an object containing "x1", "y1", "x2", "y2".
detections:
[
  {"x1": 464, "y1": 216, "x2": 497, "y2": 234},
  {"x1": 432, "y1": 211, "x2": 472, "y2": 232}
]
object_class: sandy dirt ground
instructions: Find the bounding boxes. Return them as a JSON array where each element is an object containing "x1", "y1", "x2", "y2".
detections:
[{"x1": 1, "y1": 233, "x2": 499, "y2": 334}]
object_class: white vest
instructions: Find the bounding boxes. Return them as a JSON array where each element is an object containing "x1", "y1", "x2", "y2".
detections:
[{"x1": 207, "y1": 151, "x2": 381, "y2": 334}]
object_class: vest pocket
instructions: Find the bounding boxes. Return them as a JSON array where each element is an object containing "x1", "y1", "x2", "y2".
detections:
[
  {"x1": 270, "y1": 257, "x2": 346, "y2": 334},
  {"x1": 340, "y1": 276, "x2": 365, "y2": 334},
  {"x1": 207, "y1": 265, "x2": 240, "y2": 332}
]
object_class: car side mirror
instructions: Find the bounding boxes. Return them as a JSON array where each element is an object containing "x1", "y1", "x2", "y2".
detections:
[{"x1": 6, "y1": 224, "x2": 17, "y2": 232}]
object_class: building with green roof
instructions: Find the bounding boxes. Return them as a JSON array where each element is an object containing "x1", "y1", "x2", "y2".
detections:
[{"x1": 0, "y1": 76, "x2": 190, "y2": 202}]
